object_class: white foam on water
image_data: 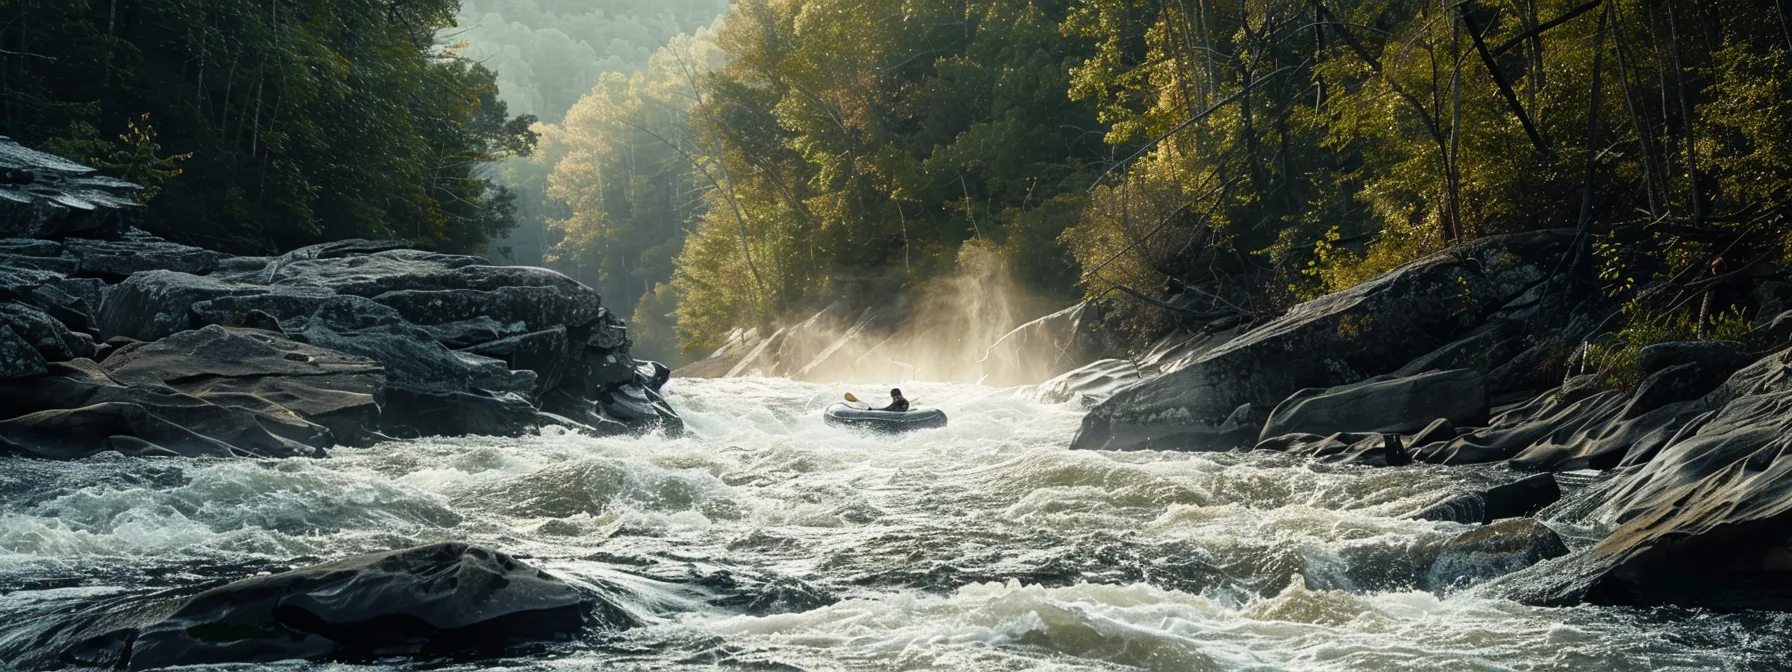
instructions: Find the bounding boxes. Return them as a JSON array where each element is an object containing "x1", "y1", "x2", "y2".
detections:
[{"x1": 0, "y1": 376, "x2": 1776, "y2": 670}]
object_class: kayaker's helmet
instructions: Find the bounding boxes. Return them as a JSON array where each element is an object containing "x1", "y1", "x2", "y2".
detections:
[{"x1": 890, "y1": 388, "x2": 903, "y2": 397}]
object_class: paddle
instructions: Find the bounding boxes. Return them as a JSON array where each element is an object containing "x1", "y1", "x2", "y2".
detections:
[{"x1": 843, "y1": 392, "x2": 918, "y2": 409}]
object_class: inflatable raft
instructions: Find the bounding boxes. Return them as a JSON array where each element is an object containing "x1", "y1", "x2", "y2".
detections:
[{"x1": 823, "y1": 404, "x2": 949, "y2": 433}]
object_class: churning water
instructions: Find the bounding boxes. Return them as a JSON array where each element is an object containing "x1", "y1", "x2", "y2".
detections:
[{"x1": 2, "y1": 378, "x2": 1789, "y2": 671}]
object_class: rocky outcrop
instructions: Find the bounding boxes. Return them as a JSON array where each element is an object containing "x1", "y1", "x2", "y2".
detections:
[
  {"x1": 17, "y1": 543, "x2": 628, "y2": 669},
  {"x1": 1072, "y1": 231, "x2": 1573, "y2": 451},
  {"x1": 0, "y1": 137, "x2": 679, "y2": 459},
  {"x1": 1492, "y1": 346, "x2": 1792, "y2": 608}
]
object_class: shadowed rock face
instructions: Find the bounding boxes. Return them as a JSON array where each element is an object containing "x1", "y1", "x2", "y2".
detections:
[
  {"x1": 1073, "y1": 231, "x2": 1571, "y2": 452},
  {"x1": 8, "y1": 543, "x2": 630, "y2": 670}
]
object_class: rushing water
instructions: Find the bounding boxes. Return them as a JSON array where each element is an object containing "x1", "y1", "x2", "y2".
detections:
[{"x1": 2, "y1": 377, "x2": 1790, "y2": 671}]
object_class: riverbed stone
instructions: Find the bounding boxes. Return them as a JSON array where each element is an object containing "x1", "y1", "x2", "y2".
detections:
[
  {"x1": 1413, "y1": 473, "x2": 1562, "y2": 524},
  {"x1": 50, "y1": 543, "x2": 623, "y2": 669},
  {"x1": 1423, "y1": 518, "x2": 1569, "y2": 592}
]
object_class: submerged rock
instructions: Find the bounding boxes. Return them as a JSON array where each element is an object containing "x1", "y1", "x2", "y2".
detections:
[
  {"x1": 33, "y1": 543, "x2": 627, "y2": 669},
  {"x1": 1412, "y1": 473, "x2": 1562, "y2": 524},
  {"x1": 1423, "y1": 518, "x2": 1568, "y2": 592}
]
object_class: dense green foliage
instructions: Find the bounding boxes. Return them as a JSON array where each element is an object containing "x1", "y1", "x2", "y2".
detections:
[
  {"x1": 669, "y1": 0, "x2": 1107, "y2": 348},
  {"x1": 2, "y1": 0, "x2": 537, "y2": 253},
  {"x1": 533, "y1": 31, "x2": 726, "y2": 361},
  {"x1": 639, "y1": 0, "x2": 1792, "y2": 350}
]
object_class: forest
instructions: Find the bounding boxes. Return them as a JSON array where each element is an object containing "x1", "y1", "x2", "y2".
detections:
[
  {"x1": 528, "y1": 0, "x2": 1792, "y2": 365},
  {"x1": 6, "y1": 0, "x2": 1791, "y2": 365},
  {"x1": 0, "y1": 0, "x2": 540, "y2": 253}
]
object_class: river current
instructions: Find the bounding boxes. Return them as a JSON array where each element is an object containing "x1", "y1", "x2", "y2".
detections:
[{"x1": 2, "y1": 377, "x2": 1789, "y2": 671}]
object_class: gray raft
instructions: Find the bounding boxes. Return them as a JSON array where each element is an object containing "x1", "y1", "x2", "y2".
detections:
[{"x1": 823, "y1": 404, "x2": 949, "y2": 432}]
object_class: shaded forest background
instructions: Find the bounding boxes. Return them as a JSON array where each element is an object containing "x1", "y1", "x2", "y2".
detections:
[{"x1": 5, "y1": 0, "x2": 1790, "y2": 366}]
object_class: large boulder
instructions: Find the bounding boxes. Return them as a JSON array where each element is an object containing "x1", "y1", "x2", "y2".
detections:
[
  {"x1": 1258, "y1": 369, "x2": 1488, "y2": 440},
  {"x1": 1073, "y1": 232, "x2": 1571, "y2": 451},
  {"x1": 27, "y1": 543, "x2": 629, "y2": 669},
  {"x1": 62, "y1": 232, "x2": 224, "y2": 279}
]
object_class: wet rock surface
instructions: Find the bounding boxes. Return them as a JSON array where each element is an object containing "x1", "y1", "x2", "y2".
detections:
[
  {"x1": 7, "y1": 543, "x2": 624, "y2": 670},
  {"x1": 0, "y1": 138, "x2": 679, "y2": 460},
  {"x1": 1071, "y1": 231, "x2": 1573, "y2": 451}
]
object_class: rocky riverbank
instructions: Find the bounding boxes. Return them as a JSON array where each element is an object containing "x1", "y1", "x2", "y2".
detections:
[
  {"x1": 0, "y1": 138, "x2": 678, "y2": 461},
  {"x1": 1035, "y1": 228, "x2": 1792, "y2": 611}
]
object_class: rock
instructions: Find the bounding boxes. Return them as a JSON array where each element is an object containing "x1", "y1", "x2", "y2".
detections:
[
  {"x1": 1409, "y1": 417, "x2": 1458, "y2": 447},
  {"x1": 300, "y1": 322, "x2": 538, "y2": 438},
  {"x1": 1760, "y1": 310, "x2": 1792, "y2": 347},
  {"x1": 372, "y1": 285, "x2": 599, "y2": 332},
  {"x1": 978, "y1": 301, "x2": 1112, "y2": 385},
  {"x1": 1072, "y1": 231, "x2": 1570, "y2": 451},
  {"x1": 636, "y1": 360, "x2": 671, "y2": 392},
  {"x1": 43, "y1": 543, "x2": 626, "y2": 669},
  {"x1": 99, "y1": 270, "x2": 264, "y2": 341},
  {"x1": 0, "y1": 137, "x2": 142, "y2": 238},
  {"x1": 62, "y1": 232, "x2": 224, "y2": 278},
  {"x1": 1411, "y1": 377, "x2": 1706, "y2": 469},
  {"x1": 1258, "y1": 369, "x2": 1488, "y2": 441},
  {"x1": 420, "y1": 315, "x2": 530, "y2": 349},
  {"x1": 1423, "y1": 518, "x2": 1568, "y2": 592},
  {"x1": 1, "y1": 300, "x2": 88, "y2": 361},
  {"x1": 0, "y1": 323, "x2": 47, "y2": 377},
  {"x1": 673, "y1": 327, "x2": 761, "y2": 378},
  {"x1": 0, "y1": 358, "x2": 334, "y2": 459},
  {"x1": 1032, "y1": 358, "x2": 1143, "y2": 407},
  {"x1": 1636, "y1": 340, "x2": 1748, "y2": 376},
  {"x1": 99, "y1": 326, "x2": 386, "y2": 444},
  {"x1": 1412, "y1": 473, "x2": 1562, "y2": 524},
  {"x1": 1493, "y1": 347, "x2": 1792, "y2": 608},
  {"x1": 1622, "y1": 361, "x2": 1732, "y2": 418},
  {"x1": 1394, "y1": 318, "x2": 1524, "y2": 376},
  {"x1": 465, "y1": 326, "x2": 574, "y2": 395}
]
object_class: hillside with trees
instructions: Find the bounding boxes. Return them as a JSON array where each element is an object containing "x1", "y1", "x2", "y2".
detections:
[{"x1": 655, "y1": 0, "x2": 1792, "y2": 368}]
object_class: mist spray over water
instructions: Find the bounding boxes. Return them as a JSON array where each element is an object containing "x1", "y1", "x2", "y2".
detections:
[{"x1": 734, "y1": 243, "x2": 1076, "y2": 385}]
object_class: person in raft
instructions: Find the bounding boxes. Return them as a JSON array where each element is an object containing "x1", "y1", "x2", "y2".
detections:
[{"x1": 880, "y1": 388, "x2": 910, "y2": 412}]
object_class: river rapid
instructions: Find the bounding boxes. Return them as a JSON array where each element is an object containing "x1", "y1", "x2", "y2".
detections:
[{"x1": 2, "y1": 377, "x2": 1788, "y2": 671}]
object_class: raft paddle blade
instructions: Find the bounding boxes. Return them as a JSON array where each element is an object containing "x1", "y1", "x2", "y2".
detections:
[{"x1": 844, "y1": 392, "x2": 859, "y2": 403}]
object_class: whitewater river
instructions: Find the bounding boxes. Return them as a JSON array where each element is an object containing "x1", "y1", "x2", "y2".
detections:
[{"x1": 2, "y1": 377, "x2": 1789, "y2": 670}]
